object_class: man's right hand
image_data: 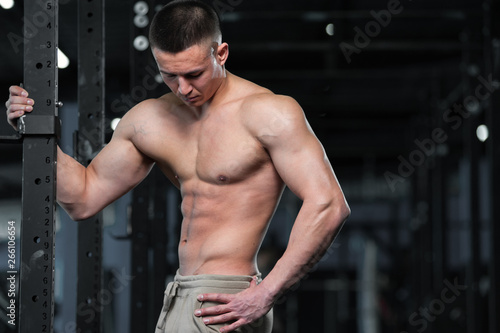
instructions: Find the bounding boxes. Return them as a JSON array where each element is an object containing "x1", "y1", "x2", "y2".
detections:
[{"x1": 5, "y1": 85, "x2": 34, "y2": 130}]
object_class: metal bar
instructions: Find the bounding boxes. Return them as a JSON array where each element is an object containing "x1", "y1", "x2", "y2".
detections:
[
  {"x1": 465, "y1": 114, "x2": 482, "y2": 333},
  {"x1": 485, "y1": 1, "x2": 500, "y2": 332},
  {"x1": 128, "y1": 0, "x2": 153, "y2": 330},
  {"x1": 487, "y1": 85, "x2": 500, "y2": 332},
  {"x1": 487, "y1": 88, "x2": 500, "y2": 333},
  {"x1": 129, "y1": 180, "x2": 151, "y2": 332},
  {"x1": 428, "y1": 77, "x2": 445, "y2": 297},
  {"x1": 414, "y1": 163, "x2": 432, "y2": 330},
  {"x1": 75, "y1": 0, "x2": 105, "y2": 331},
  {"x1": 0, "y1": 134, "x2": 22, "y2": 144},
  {"x1": 460, "y1": 29, "x2": 483, "y2": 333},
  {"x1": 129, "y1": 1, "x2": 169, "y2": 331},
  {"x1": 151, "y1": 168, "x2": 168, "y2": 323},
  {"x1": 228, "y1": 41, "x2": 479, "y2": 52},
  {"x1": 221, "y1": 10, "x2": 473, "y2": 22},
  {"x1": 431, "y1": 154, "x2": 444, "y2": 291},
  {"x1": 356, "y1": 239, "x2": 379, "y2": 333},
  {"x1": 18, "y1": 0, "x2": 59, "y2": 332}
]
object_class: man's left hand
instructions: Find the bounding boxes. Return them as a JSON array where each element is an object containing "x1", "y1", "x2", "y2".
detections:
[{"x1": 194, "y1": 276, "x2": 274, "y2": 333}]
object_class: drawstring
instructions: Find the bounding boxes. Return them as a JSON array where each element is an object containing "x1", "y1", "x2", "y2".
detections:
[{"x1": 157, "y1": 281, "x2": 180, "y2": 330}]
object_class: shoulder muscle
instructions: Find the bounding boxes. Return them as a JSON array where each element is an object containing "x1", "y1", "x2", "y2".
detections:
[{"x1": 242, "y1": 94, "x2": 311, "y2": 147}]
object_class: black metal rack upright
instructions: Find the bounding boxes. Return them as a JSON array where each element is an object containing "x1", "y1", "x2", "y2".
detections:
[
  {"x1": 485, "y1": 1, "x2": 500, "y2": 333},
  {"x1": 75, "y1": 0, "x2": 106, "y2": 332},
  {"x1": 18, "y1": 1, "x2": 60, "y2": 332},
  {"x1": 129, "y1": 1, "x2": 170, "y2": 331}
]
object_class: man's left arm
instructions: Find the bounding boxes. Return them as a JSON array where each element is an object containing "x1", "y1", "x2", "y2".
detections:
[{"x1": 194, "y1": 95, "x2": 350, "y2": 332}]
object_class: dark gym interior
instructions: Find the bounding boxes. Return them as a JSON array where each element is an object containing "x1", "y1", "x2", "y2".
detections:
[{"x1": 0, "y1": 0, "x2": 499, "y2": 332}]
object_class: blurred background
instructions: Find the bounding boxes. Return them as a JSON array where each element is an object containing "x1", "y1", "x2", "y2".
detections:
[{"x1": 0, "y1": 0, "x2": 499, "y2": 332}]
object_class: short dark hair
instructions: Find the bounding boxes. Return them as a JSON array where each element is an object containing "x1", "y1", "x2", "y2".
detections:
[{"x1": 149, "y1": 0, "x2": 221, "y2": 53}]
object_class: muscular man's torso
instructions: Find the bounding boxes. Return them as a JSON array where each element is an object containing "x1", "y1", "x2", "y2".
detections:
[{"x1": 128, "y1": 73, "x2": 285, "y2": 276}]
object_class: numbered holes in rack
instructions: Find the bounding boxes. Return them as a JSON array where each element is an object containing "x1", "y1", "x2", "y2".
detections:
[
  {"x1": 34, "y1": 177, "x2": 52, "y2": 185},
  {"x1": 35, "y1": 61, "x2": 53, "y2": 70}
]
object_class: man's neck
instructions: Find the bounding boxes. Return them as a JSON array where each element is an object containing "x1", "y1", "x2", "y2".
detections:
[{"x1": 200, "y1": 71, "x2": 231, "y2": 114}]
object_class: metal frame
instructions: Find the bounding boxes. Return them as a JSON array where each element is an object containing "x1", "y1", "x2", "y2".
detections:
[
  {"x1": 151, "y1": 167, "x2": 168, "y2": 321},
  {"x1": 75, "y1": 0, "x2": 106, "y2": 332},
  {"x1": 129, "y1": 177, "x2": 151, "y2": 332},
  {"x1": 461, "y1": 35, "x2": 483, "y2": 333},
  {"x1": 128, "y1": 2, "x2": 169, "y2": 330},
  {"x1": 485, "y1": 0, "x2": 500, "y2": 331},
  {"x1": 18, "y1": 1, "x2": 60, "y2": 332}
]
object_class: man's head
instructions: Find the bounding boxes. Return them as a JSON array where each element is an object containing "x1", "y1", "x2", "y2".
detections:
[
  {"x1": 149, "y1": 0, "x2": 222, "y2": 53},
  {"x1": 150, "y1": 0, "x2": 228, "y2": 107}
]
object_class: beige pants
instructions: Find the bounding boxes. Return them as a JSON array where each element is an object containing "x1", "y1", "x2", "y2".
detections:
[{"x1": 155, "y1": 271, "x2": 273, "y2": 333}]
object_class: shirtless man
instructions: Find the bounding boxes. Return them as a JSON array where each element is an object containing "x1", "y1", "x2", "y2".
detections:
[{"x1": 5, "y1": 1, "x2": 350, "y2": 332}]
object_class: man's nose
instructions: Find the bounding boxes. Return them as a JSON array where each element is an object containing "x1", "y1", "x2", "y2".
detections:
[{"x1": 178, "y1": 77, "x2": 192, "y2": 96}]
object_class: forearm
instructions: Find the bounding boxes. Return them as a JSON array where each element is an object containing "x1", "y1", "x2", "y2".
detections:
[
  {"x1": 259, "y1": 199, "x2": 349, "y2": 301},
  {"x1": 56, "y1": 146, "x2": 91, "y2": 220}
]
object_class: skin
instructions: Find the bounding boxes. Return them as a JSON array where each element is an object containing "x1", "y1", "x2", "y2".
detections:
[{"x1": 5, "y1": 38, "x2": 350, "y2": 332}]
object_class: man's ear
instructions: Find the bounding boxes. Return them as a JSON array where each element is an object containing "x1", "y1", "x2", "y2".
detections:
[{"x1": 216, "y1": 42, "x2": 229, "y2": 66}]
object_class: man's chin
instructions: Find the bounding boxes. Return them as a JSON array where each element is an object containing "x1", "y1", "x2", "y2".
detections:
[{"x1": 182, "y1": 96, "x2": 203, "y2": 106}]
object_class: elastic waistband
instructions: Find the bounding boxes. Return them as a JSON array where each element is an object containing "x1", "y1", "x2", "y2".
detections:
[{"x1": 172, "y1": 270, "x2": 261, "y2": 290}]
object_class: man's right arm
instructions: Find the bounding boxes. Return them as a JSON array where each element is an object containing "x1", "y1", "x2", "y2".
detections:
[
  {"x1": 56, "y1": 129, "x2": 154, "y2": 220},
  {"x1": 6, "y1": 85, "x2": 155, "y2": 221}
]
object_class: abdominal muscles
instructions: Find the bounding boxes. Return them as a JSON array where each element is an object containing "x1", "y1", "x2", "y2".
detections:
[{"x1": 177, "y1": 174, "x2": 284, "y2": 276}]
